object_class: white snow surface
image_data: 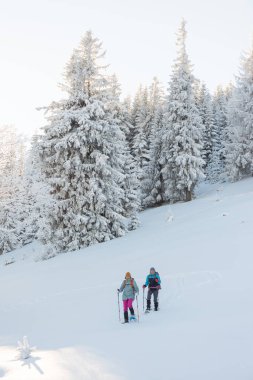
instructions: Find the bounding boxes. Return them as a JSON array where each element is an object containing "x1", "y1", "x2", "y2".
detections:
[{"x1": 1, "y1": 179, "x2": 253, "y2": 380}]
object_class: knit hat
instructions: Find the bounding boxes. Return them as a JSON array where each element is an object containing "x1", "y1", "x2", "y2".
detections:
[
  {"x1": 150, "y1": 267, "x2": 155, "y2": 272},
  {"x1": 125, "y1": 272, "x2": 131, "y2": 279}
]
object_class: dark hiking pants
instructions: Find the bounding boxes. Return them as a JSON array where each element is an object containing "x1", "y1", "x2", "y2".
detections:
[{"x1": 147, "y1": 288, "x2": 159, "y2": 302}]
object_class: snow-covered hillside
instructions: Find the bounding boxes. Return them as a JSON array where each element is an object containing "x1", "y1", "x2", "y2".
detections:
[{"x1": 1, "y1": 179, "x2": 253, "y2": 380}]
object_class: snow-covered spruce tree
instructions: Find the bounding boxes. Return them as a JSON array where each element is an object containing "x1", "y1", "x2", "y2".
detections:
[
  {"x1": 0, "y1": 126, "x2": 36, "y2": 255},
  {"x1": 142, "y1": 77, "x2": 165, "y2": 207},
  {"x1": 0, "y1": 179, "x2": 37, "y2": 255},
  {"x1": 208, "y1": 86, "x2": 229, "y2": 182},
  {"x1": 225, "y1": 47, "x2": 253, "y2": 181},
  {"x1": 119, "y1": 91, "x2": 142, "y2": 225},
  {"x1": 0, "y1": 125, "x2": 20, "y2": 201},
  {"x1": 107, "y1": 74, "x2": 140, "y2": 229},
  {"x1": 132, "y1": 87, "x2": 150, "y2": 163},
  {"x1": 132, "y1": 81, "x2": 166, "y2": 207},
  {"x1": 0, "y1": 125, "x2": 18, "y2": 253},
  {"x1": 131, "y1": 86, "x2": 152, "y2": 205},
  {"x1": 0, "y1": 215, "x2": 19, "y2": 255},
  {"x1": 39, "y1": 31, "x2": 133, "y2": 254},
  {"x1": 0, "y1": 133, "x2": 47, "y2": 256},
  {"x1": 130, "y1": 85, "x2": 144, "y2": 152},
  {"x1": 25, "y1": 133, "x2": 53, "y2": 241},
  {"x1": 121, "y1": 95, "x2": 132, "y2": 144},
  {"x1": 196, "y1": 83, "x2": 215, "y2": 173},
  {"x1": 161, "y1": 20, "x2": 205, "y2": 202}
]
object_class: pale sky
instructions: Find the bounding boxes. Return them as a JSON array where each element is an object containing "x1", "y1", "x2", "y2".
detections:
[{"x1": 0, "y1": 0, "x2": 252, "y2": 136}]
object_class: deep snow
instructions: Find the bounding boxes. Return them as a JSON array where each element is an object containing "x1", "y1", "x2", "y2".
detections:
[{"x1": 1, "y1": 179, "x2": 253, "y2": 380}]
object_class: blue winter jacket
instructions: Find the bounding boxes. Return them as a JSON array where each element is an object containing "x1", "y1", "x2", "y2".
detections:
[{"x1": 145, "y1": 273, "x2": 161, "y2": 288}]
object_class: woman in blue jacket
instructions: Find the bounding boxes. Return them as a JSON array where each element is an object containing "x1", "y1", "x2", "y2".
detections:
[{"x1": 143, "y1": 267, "x2": 161, "y2": 311}]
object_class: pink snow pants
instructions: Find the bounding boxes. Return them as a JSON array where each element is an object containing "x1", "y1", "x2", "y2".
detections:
[{"x1": 123, "y1": 298, "x2": 133, "y2": 312}]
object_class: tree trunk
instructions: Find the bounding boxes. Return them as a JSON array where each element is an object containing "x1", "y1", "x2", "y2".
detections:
[{"x1": 185, "y1": 188, "x2": 192, "y2": 202}]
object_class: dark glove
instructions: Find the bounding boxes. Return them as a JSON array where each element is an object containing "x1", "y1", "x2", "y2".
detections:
[
  {"x1": 117, "y1": 289, "x2": 120, "y2": 292},
  {"x1": 142, "y1": 285, "x2": 146, "y2": 289}
]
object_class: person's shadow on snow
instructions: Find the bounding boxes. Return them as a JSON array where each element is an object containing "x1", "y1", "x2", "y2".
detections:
[{"x1": 21, "y1": 356, "x2": 44, "y2": 375}]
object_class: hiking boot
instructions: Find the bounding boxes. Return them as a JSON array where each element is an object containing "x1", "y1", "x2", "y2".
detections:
[
  {"x1": 154, "y1": 301, "x2": 159, "y2": 311},
  {"x1": 146, "y1": 299, "x2": 151, "y2": 311},
  {"x1": 129, "y1": 307, "x2": 135, "y2": 316},
  {"x1": 124, "y1": 311, "x2": 129, "y2": 323}
]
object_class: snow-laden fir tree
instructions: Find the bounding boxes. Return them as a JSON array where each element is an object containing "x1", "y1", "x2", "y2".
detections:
[
  {"x1": 132, "y1": 81, "x2": 166, "y2": 207},
  {"x1": 25, "y1": 133, "x2": 53, "y2": 241},
  {"x1": 0, "y1": 126, "x2": 35, "y2": 255},
  {"x1": 142, "y1": 77, "x2": 165, "y2": 207},
  {"x1": 107, "y1": 74, "x2": 140, "y2": 229},
  {"x1": 0, "y1": 125, "x2": 19, "y2": 253},
  {"x1": 121, "y1": 95, "x2": 132, "y2": 143},
  {"x1": 0, "y1": 136, "x2": 48, "y2": 256},
  {"x1": 0, "y1": 175, "x2": 39, "y2": 255},
  {"x1": 132, "y1": 86, "x2": 151, "y2": 174},
  {"x1": 225, "y1": 46, "x2": 253, "y2": 181},
  {"x1": 161, "y1": 20, "x2": 205, "y2": 202},
  {"x1": 196, "y1": 83, "x2": 215, "y2": 173},
  {"x1": 39, "y1": 31, "x2": 133, "y2": 254},
  {"x1": 208, "y1": 86, "x2": 230, "y2": 182},
  {"x1": 0, "y1": 129, "x2": 54, "y2": 256},
  {"x1": 0, "y1": 125, "x2": 20, "y2": 201},
  {"x1": 129, "y1": 85, "x2": 144, "y2": 155},
  {"x1": 120, "y1": 92, "x2": 142, "y2": 227},
  {"x1": 0, "y1": 215, "x2": 19, "y2": 255}
]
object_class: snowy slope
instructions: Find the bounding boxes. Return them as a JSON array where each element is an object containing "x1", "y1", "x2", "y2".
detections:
[{"x1": 1, "y1": 179, "x2": 253, "y2": 380}]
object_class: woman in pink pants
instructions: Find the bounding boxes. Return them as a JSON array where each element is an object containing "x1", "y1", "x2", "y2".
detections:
[{"x1": 118, "y1": 272, "x2": 139, "y2": 323}]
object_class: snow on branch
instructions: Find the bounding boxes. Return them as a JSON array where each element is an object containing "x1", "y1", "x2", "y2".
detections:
[{"x1": 16, "y1": 336, "x2": 36, "y2": 360}]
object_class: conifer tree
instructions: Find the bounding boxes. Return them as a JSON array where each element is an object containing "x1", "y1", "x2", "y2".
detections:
[
  {"x1": 196, "y1": 83, "x2": 214, "y2": 171},
  {"x1": 161, "y1": 20, "x2": 204, "y2": 202},
  {"x1": 226, "y1": 46, "x2": 253, "y2": 181},
  {"x1": 39, "y1": 31, "x2": 131, "y2": 254},
  {"x1": 208, "y1": 86, "x2": 229, "y2": 182},
  {"x1": 142, "y1": 77, "x2": 165, "y2": 207}
]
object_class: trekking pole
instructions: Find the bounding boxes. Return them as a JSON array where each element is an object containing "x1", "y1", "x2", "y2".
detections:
[
  {"x1": 136, "y1": 295, "x2": 140, "y2": 323},
  {"x1": 117, "y1": 290, "x2": 121, "y2": 323},
  {"x1": 143, "y1": 287, "x2": 145, "y2": 312}
]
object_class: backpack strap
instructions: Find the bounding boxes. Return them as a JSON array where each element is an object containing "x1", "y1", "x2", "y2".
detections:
[{"x1": 123, "y1": 278, "x2": 135, "y2": 291}]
